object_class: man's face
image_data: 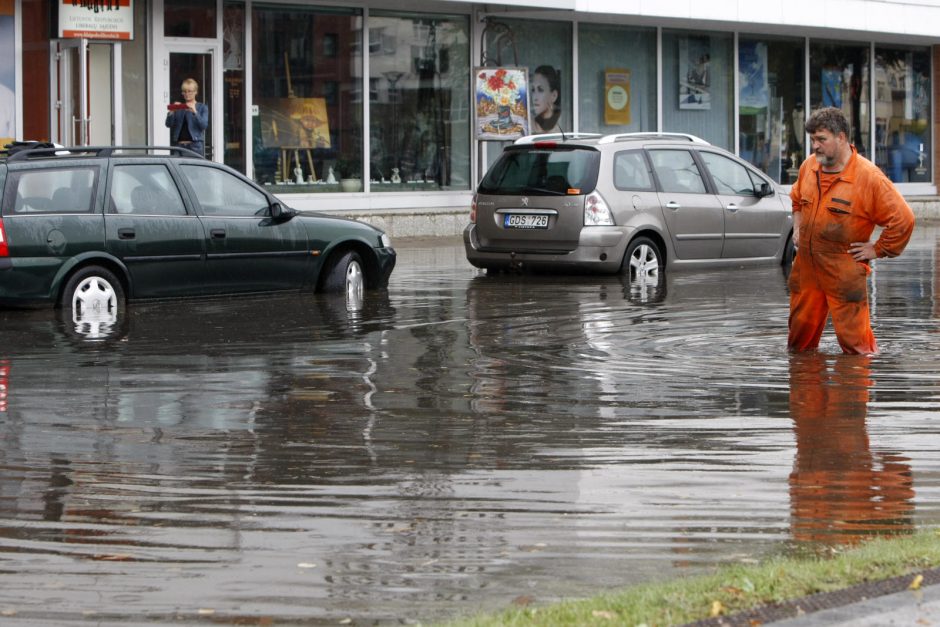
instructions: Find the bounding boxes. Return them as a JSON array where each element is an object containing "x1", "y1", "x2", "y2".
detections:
[{"x1": 810, "y1": 128, "x2": 847, "y2": 168}]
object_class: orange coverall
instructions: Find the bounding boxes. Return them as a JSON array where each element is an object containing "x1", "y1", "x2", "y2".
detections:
[{"x1": 788, "y1": 146, "x2": 915, "y2": 354}]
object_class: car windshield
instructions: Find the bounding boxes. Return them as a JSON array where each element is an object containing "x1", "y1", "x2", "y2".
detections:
[{"x1": 478, "y1": 147, "x2": 600, "y2": 196}]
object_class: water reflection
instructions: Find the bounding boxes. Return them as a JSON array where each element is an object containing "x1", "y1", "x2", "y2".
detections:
[
  {"x1": 789, "y1": 353, "x2": 915, "y2": 549},
  {"x1": 0, "y1": 233, "x2": 939, "y2": 623}
]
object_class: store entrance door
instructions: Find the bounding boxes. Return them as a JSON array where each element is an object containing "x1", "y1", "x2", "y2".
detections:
[
  {"x1": 51, "y1": 38, "x2": 121, "y2": 146},
  {"x1": 159, "y1": 47, "x2": 219, "y2": 159}
]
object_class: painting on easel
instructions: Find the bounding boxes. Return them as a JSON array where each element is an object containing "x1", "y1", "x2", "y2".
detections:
[{"x1": 258, "y1": 97, "x2": 331, "y2": 148}]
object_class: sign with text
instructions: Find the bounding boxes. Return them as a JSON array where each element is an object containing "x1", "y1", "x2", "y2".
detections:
[{"x1": 58, "y1": 0, "x2": 134, "y2": 40}]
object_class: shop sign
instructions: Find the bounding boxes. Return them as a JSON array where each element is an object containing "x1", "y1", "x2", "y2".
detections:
[{"x1": 58, "y1": 0, "x2": 133, "y2": 40}]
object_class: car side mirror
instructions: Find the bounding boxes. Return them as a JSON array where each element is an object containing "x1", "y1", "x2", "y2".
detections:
[
  {"x1": 757, "y1": 182, "x2": 773, "y2": 198},
  {"x1": 270, "y1": 202, "x2": 294, "y2": 220}
]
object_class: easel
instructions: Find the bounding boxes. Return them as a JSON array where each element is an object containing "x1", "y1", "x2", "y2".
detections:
[
  {"x1": 280, "y1": 147, "x2": 316, "y2": 183},
  {"x1": 280, "y1": 52, "x2": 316, "y2": 183}
]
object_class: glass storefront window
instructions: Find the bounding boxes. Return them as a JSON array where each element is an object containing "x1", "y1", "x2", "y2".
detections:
[
  {"x1": 578, "y1": 23, "x2": 656, "y2": 134},
  {"x1": 874, "y1": 46, "x2": 931, "y2": 183},
  {"x1": 481, "y1": 18, "x2": 572, "y2": 167},
  {"x1": 251, "y1": 5, "x2": 362, "y2": 192},
  {"x1": 810, "y1": 41, "x2": 870, "y2": 159},
  {"x1": 223, "y1": 2, "x2": 246, "y2": 173},
  {"x1": 121, "y1": 0, "x2": 148, "y2": 145},
  {"x1": 369, "y1": 11, "x2": 470, "y2": 192},
  {"x1": 165, "y1": 0, "x2": 216, "y2": 39},
  {"x1": 662, "y1": 30, "x2": 734, "y2": 149},
  {"x1": 738, "y1": 36, "x2": 804, "y2": 184}
]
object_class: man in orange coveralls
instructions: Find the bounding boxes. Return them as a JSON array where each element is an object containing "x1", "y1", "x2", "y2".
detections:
[{"x1": 788, "y1": 107, "x2": 915, "y2": 354}]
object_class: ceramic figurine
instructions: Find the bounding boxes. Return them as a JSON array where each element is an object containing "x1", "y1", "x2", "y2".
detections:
[
  {"x1": 326, "y1": 166, "x2": 337, "y2": 184},
  {"x1": 391, "y1": 168, "x2": 401, "y2": 184},
  {"x1": 294, "y1": 165, "x2": 304, "y2": 185}
]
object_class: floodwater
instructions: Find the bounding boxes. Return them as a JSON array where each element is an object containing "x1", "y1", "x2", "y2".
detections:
[{"x1": 2, "y1": 227, "x2": 940, "y2": 625}]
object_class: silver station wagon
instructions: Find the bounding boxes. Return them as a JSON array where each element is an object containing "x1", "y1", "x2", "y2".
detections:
[{"x1": 464, "y1": 133, "x2": 794, "y2": 284}]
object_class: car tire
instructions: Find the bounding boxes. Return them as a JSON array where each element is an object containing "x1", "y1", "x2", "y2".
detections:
[
  {"x1": 59, "y1": 265, "x2": 125, "y2": 319},
  {"x1": 621, "y1": 236, "x2": 662, "y2": 282},
  {"x1": 322, "y1": 250, "x2": 365, "y2": 311},
  {"x1": 782, "y1": 234, "x2": 796, "y2": 266}
]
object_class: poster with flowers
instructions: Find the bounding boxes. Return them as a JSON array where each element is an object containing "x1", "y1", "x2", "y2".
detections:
[{"x1": 475, "y1": 67, "x2": 530, "y2": 140}]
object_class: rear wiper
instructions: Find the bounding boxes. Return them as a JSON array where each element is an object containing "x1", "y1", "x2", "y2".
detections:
[{"x1": 519, "y1": 186, "x2": 567, "y2": 196}]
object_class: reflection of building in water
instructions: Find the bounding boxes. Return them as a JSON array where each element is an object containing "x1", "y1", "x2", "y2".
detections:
[{"x1": 788, "y1": 354, "x2": 914, "y2": 547}]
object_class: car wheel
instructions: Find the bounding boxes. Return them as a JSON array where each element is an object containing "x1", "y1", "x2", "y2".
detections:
[
  {"x1": 60, "y1": 265, "x2": 125, "y2": 322},
  {"x1": 323, "y1": 250, "x2": 365, "y2": 312},
  {"x1": 622, "y1": 236, "x2": 662, "y2": 281},
  {"x1": 782, "y1": 234, "x2": 796, "y2": 266}
]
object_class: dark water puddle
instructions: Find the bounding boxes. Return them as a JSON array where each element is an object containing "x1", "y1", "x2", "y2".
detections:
[{"x1": 0, "y1": 231, "x2": 939, "y2": 623}]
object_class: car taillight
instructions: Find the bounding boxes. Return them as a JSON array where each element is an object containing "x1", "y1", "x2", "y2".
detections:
[
  {"x1": 584, "y1": 192, "x2": 614, "y2": 226},
  {"x1": 470, "y1": 194, "x2": 477, "y2": 223},
  {"x1": 0, "y1": 219, "x2": 8, "y2": 257}
]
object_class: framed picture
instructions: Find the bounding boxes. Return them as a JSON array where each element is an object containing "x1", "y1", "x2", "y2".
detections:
[
  {"x1": 679, "y1": 36, "x2": 711, "y2": 110},
  {"x1": 257, "y1": 97, "x2": 331, "y2": 149},
  {"x1": 474, "y1": 67, "x2": 530, "y2": 141}
]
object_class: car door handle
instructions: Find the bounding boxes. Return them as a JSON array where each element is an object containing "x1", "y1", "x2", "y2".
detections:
[
  {"x1": 117, "y1": 228, "x2": 136, "y2": 240},
  {"x1": 665, "y1": 201, "x2": 681, "y2": 210},
  {"x1": 726, "y1": 203, "x2": 739, "y2": 212},
  {"x1": 210, "y1": 229, "x2": 226, "y2": 239}
]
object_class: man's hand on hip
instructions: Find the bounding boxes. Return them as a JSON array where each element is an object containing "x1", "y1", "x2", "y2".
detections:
[{"x1": 849, "y1": 241, "x2": 878, "y2": 261}]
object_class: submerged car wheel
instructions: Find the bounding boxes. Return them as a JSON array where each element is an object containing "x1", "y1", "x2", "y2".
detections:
[
  {"x1": 621, "y1": 236, "x2": 665, "y2": 303},
  {"x1": 60, "y1": 265, "x2": 125, "y2": 322},
  {"x1": 622, "y1": 236, "x2": 662, "y2": 281},
  {"x1": 323, "y1": 250, "x2": 365, "y2": 312},
  {"x1": 782, "y1": 234, "x2": 796, "y2": 266}
]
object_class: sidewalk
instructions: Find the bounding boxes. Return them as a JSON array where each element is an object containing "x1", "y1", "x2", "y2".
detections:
[
  {"x1": 328, "y1": 196, "x2": 940, "y2": 239},
  {"x1": 772, "y1": 582, "x2": 940, "y2": 625},
  {"x1": 688, "y1": 567, "x2": 940, "y2": 626}
]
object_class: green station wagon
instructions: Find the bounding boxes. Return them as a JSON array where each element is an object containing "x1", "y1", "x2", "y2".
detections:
[{"x1": 0, "y1": 145, "x2": 395, "y2": 321}]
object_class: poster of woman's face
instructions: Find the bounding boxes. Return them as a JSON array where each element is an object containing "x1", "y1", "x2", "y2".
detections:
[{"x1": 530, "y1": 65, "x2": 561, "y2": 134}]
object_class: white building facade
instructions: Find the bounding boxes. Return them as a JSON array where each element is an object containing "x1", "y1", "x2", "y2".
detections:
[{"x1": 6, "y1": 0, "x2": 940, "y2": 234}]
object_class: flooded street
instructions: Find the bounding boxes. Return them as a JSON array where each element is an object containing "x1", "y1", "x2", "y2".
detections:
[{"x1": 2, "y1": 226, "x2": 940, "y2": 625}]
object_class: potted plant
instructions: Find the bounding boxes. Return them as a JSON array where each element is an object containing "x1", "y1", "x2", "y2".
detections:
[{"x1": 335, "y1": 158, "x2": 362, "y2": 192}]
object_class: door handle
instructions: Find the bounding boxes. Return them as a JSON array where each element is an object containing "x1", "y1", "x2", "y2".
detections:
[
  {"x1": 210, "y1": 229, "x2": 226, "y2": 239},
  {"x1": 726, "y1": 203, "x2": 739, "y2": 212},
  {"x1": 665, "y1": 201, "x2": 681, "y2": 210},
  {"x1": 118, "y1": 228, "x2": 135, "y2": 240}
]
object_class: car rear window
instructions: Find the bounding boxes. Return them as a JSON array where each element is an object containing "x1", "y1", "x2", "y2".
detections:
[
  {"x1": 478, "y1": 147, "x2": 599, "y2": 195},
  {"x1": 8, "y1": 167, "x2": 98, "y2": 214}
]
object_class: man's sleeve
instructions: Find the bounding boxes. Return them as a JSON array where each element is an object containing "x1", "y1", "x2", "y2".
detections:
[
  {"x1": 872, "y1": 176, "x2": 915, "y2": 258},
  {"x1": 789, "y1": 165, "x2": 804, "y2": 213}
]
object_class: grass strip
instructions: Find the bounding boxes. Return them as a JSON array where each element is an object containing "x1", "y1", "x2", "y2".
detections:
[{"x1": 441, "y1": 530, "x2": 940, "y2": 626}]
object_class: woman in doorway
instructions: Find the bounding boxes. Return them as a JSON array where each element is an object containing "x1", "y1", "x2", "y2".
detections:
[
  {"x1": 166, "y1": 78, "x2": 208, "y2": 157},
  {"x1": 530, "y1": 65, "x2": 562, "y2": 134}
]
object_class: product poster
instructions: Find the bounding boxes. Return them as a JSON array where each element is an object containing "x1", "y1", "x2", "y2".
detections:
[
  {"x1": 0, "y1": 0, "x2": 14, "y2": 146},
  {"x1": 738, "y1": 41, "x2": 769, "y2": 111},
  {"x1": 604, "y1": 68, "x2": 631, "y2": 125},
  {"x1": 474, "y1": 67, "x2": 529, "y2": 141},
  {"x1": 821, "y1": 68, "x2": 843, "y2": 108},
  {"x1": 258, "y1": 97, "x2": 331, "y2": 148},
  {"x1": 679, "y1": 36, "x2": 711, "y2": 110}
]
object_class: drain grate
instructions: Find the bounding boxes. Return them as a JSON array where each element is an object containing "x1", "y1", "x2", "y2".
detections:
[{"x1": 684, "y1": 566, "x2": 940, "y2": 626}]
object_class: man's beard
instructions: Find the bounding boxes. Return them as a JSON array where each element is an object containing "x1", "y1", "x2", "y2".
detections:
[{"x1": 816, "y1": 151, "x2": 836, "y2": 167}]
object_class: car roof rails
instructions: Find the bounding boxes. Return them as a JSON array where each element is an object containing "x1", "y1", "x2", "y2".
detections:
[
  {"x1": 514, "y1": 132, "x2": 602, "y2": 145},
  {"x1": 5, "y1": 144, "x2": 205, "y2": 162},
  {"x1": 597, "y1": 132, "x2": 710, "y2": 145}
]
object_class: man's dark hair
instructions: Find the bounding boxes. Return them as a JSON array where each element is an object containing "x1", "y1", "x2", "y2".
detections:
[{"x1": 805, "y1": 106, "x2": 850, "y2": 138}]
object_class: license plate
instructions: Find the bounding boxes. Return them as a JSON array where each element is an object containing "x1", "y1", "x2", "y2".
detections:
[{"x1": 504, "y1": 214, "x2": 549, "y2": 229}]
